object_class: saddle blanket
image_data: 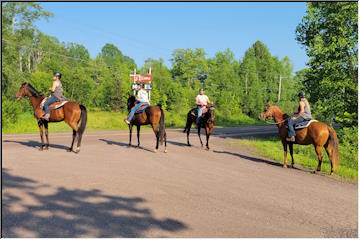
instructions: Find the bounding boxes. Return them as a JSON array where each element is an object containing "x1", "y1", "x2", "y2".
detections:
[
  {"x1": 135, "y1": 104, "x2": 149, "y2": 114},
  {"x1": 286, "y1": 119, "x2": 318, "y2": 130},
  {"x1": 40, "y1": 98, "x2": 68, "y2": 110}
]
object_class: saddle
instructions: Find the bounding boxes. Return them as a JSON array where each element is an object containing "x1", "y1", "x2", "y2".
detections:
[
  {"x1": 190, "y1": 107, "x2": 208, "y2": 117},
  {"x1": 286, "y1": 119, "x2": 318, "y2": 130},
  {"x1": 40, "y1": 97, "x2": 68, "y2": 110},
  {"x1": 134, "y1": 103, "x2": 150, "y2": 114}
]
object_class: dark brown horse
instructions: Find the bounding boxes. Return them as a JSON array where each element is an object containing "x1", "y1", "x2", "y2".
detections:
[
  {"x1": 260, "y1": 104, "x2": 339, "y2": 174},
  {"x1": 127, "y1": 96, "x2": 167, "y2": 153},
  {"x1": 16, "y1": 82, "x2": 87, "y2": 153},
  {"x1": 184, "y1": 105, "x2": 215, "y2": 150}
]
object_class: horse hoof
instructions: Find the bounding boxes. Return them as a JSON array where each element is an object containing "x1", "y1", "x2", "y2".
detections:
[
  {"x1": 330, "y1": 172, "x2": 334, "y2": 176},
  {"x1": 283, "y1": 164, "x2": 287, "y2": 168},
  {"x1": 153, "y1": 149, "x2": 158, "y2": 153},
  {"x1": 164, "y1": 149, "x2": 168, "y2": 153},
  {"x1": 44, "y1": 146, "x2": 49, "y2": 150},
  {"x1": 39, "y1": 148, "x2": 43, "y2": 151},
  {"x1": 187, "y1": 144, "x2": 191, "y2": 147},
  {"x1": 74, "y1": 147, "x2": 80, "y2": 154},
  {"x1": 127, "y1": 145, "x2": 132, "y2": 148},
  {"x1": 67, "y1": 148, "x2": 72, "y2": 152},
  {"x1": 291, "y1": 164, "x2": 294, "y2": 168}
]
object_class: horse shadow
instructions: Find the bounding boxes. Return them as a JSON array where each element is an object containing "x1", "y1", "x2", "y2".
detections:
[
  {"x1": 3, "y1": 140, "x2": 69, "y2": 151},
  {"x1": 98, "y1": 139, "x2": 154, "y2": 153},
  {"x1": 2, "y1": 169, "x2": 187, "y2": 237},
  {"x1": 213, "y1": 150, "x2": 283, "y2": 167},
  {"x1": 167, "y1": 140, "x2": 190, "y2": 147}
]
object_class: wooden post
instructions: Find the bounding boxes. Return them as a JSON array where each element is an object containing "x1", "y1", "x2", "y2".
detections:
[
  {"x1": 277, "y1": 74, "x2": 282, "y2": 104},
  {"x1": 245, "y1": 73, "x2": 248, "y2": 95}
]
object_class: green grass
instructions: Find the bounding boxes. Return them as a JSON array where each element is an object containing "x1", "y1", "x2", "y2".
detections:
[
  {"x1": 3, "y1": 110, "x2": 263, "y2": 134},
  {"x1": 230, "y1": 136, "x2": 358, "y2": 181}
]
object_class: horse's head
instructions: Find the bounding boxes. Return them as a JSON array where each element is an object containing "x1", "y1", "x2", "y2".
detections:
[
  {"x1": 16, "y1": 82, "x2": 30, "y2": 100},
  {"x1": 259, "y1": 103, "x2": 278, "y2": 120},
  {"x1": 16, "y1": 82, "x2": 42, "y2": 100},
  {"x1": 127, "y1": 95, "x2": 136, "y2": 112}
]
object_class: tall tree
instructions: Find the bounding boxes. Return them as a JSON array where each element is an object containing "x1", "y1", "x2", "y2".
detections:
[{"x1": 296, "y1": 2, "x2": 358, "y2": 124}]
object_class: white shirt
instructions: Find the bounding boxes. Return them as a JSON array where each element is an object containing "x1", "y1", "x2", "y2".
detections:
[
  {"x1": 196, "y1": 94, "x2": 209, "y2": 107},
  {"x1": 137, "y1": 89, "x2": 149, "y2": 103}
]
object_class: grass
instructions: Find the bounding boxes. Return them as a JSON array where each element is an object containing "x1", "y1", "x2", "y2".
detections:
[
  {"x1": 230, "y1": 136, "x2": 358, "y2": 181},
  {"x1": 2, "y1": 110, "x2": 264, "y2": 134}
]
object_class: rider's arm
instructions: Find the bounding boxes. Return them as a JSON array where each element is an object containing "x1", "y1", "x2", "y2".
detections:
[
  {"x1": 195, "y1": 96, "x2": 200, "y2": 105},
  {"x1": 49, "y1": 81, "x2": 58, "y2": 92},
  {"x1": 294, "y1": 101, "x2": 305, "y2": 118}
]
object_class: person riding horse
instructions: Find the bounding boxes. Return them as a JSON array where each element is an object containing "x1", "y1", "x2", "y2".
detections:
[
  {"x1": 287, "y1": 91, "x2": 312, "y2": 142},
  {"x1": 195, "y1": 88, "x2": 211, "y2": 128},
  {"x1": 124, "y1": 83, "x2": 149, "y2": 124},
  {"x1": 42, "y1": 72, "x2": 66, "y2": 121}
]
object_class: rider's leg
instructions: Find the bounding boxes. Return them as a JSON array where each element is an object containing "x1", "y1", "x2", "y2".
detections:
[
  {"x1": 127, "y1": 102, "x2": 147, "y2": 122},
  {"x1": 196, "y1": 106, "x2": 203, "y2": 125},
  {"x1": 43, "y1": 95, "x2": 58, "y2": 120},
  {"x1": 287, "y1": 116, "x2": 305, "y2": 140}
]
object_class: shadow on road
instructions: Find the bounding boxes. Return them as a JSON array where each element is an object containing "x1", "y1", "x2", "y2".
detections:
[
  {"x1": 213, "y1": 150, "x2": 283, "y2": 167},
  {"x1": 3, "y1": 140, "x2": 69, "y2": 151},
  {"x1": 2, "y1": 169, "x2": 187, "y2": 237},
  {"x1": 99, "y1": 138, "x2": 155, "y2": 153},
  {"x1": 167, "y1": 140, "x2": 190, "y2": 147}
]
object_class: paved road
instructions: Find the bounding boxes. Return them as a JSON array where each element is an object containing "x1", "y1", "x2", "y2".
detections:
[{"x1": 2, "y1": 126, "x2": 358, "y2": 237}]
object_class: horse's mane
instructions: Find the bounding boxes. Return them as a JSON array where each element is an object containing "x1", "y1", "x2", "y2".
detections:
[
  {"x1": 270, "y1": 104, "x2": 289, "y2": 120},
  {"x1": 25, "y1": 83, "x2": 43, "y2": 97}
]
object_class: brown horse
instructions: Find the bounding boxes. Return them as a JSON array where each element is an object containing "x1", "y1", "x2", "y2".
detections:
[
  {"x1": 15, "y1": 82, "x2": 87, "y2": 153},
  {"x1": 260, "y1": 104, "x2": 339, "y2": 174},
  {"x1": 127, "y1": 96, "x2": 167, "y2": 153},
  {"x1": 184, "y1": 105, "x2": 215, "y2": 150}
]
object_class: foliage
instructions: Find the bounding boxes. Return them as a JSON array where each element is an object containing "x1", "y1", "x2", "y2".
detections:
[{"x1": 295, "y1": 2, "x2": 358, "y2": 124}]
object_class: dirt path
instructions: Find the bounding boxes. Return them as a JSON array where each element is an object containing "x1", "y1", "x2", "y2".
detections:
[{"x1": 2, "y1": 126, "x2": 358, "y2": 237}]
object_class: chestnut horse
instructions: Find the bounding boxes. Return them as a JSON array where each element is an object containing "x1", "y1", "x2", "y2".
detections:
[
  {"x1": 183, "y1": 105, "x2": 215, "y2": 150},
  {"x1": 260, "y1": 104, "x2": 339, "y2": 174},
  {"x1": 16, "y1": 82, "x2": 87, "y2": 153},
  {"x1": 127, "y1": 96, "x2": 167, "y2": 152}
]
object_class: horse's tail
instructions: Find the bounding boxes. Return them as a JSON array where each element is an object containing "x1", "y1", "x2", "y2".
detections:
[
  {"x1": 327, "y1": 126, "x2": 339, "y2": 169},
  {"x1": 78, "y1": 104, "x2": 87, "y2": 137},
  {"x1": 159, "y1": 106, "x2": 165, "y2": 145}
]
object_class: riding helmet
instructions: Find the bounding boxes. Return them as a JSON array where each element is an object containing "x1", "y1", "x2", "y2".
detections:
[
  {"x1": 298, "y1": 91, "x2": 305, "y2": 98},
  {"x1": 54, "y1": 71, "x2": 62, "y2": 79}
]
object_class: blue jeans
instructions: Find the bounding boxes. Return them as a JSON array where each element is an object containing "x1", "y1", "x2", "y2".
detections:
[
  {"x1": 44, "y1": 95, "x2": 58, "y2": 115},
  {"x1": 288, "y1": 116, "x2": 305, "y2": 137},
  {"x1": 128, "y1": 102, "x2": 148, "y2": 121},
  {"x1": 196, "y1": 106, "x2": 204, "y2": 125}
]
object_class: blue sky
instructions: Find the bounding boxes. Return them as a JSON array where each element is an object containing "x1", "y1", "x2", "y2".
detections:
[{"x1": 35, "y1": 2, "x2": 308, "y2": 72}]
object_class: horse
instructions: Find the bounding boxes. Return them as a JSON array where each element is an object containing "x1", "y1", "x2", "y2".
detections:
[
  {"x1": 15, "y1": 82, "x2": 87, "y2": 153},
  {"x1": 259, "y1": 104, "x2": 339, "y2": 174},
  {"x1": 183, "y1": 105, "x2": 215, "y2": 150},
  {"x1": 127, "y1": 95, "x2": 167, "y2": 153}
]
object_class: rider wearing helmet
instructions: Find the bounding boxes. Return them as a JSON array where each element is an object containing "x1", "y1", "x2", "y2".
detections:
[
  {"x1": 195, "y1": 88, "x2": 210, "y2": 127},
  {"x1": 287, "y1": 91, "x2": 312, "y2": 142},
  {"x1": 42, "y1": 71, "x2": 65, "y2": 121},
  {"x1": 125, "y1": 83, "x2": 149, "y2": 124}
]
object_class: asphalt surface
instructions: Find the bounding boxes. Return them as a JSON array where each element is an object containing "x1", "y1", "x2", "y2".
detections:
[{"x1": 2, "y1": 126, "x2": 358, "y2": 237}]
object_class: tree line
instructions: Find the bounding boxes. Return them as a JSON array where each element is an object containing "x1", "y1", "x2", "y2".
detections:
[{"x1": 2, "y1": 2, "x2": 357, "y2": 132}]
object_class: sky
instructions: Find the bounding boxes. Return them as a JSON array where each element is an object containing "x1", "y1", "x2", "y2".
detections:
[{"x1": 35, "y1": 2, "x2": 309, "y2": 72}]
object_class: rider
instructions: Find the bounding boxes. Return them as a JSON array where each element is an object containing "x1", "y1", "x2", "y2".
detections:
[
  {"x1": 287, "y1": 91, "x2": 312, "y2": 142},
  {"x1": 195, "y1": 88, "x2": 210, "y2": 127},
  {"x1": 42, "y1": 72, "x2": 65, "y2": 121},
  {"x1": 125, "y1": 83, "x2": 149, "y2": 124}
]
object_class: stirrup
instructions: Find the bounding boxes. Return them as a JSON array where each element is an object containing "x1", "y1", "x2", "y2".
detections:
[{"x1": 286, "y1": 136, "x2": 295, "y2": 142}]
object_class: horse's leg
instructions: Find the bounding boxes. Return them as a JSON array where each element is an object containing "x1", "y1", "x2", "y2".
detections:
[
  {"x1": 314, "y1": 145, "x2": 323, "y2": 173},
  {"x1": 289, "y1": 143, "x2": 294, "y2": 168},
  {"x1": 67, "y1": 130, "x2": 77, "y2": 152},
  {"x1": 44, "y1": 121, "x2": 49, "y2": 150},
  {"x1": 38, "y1": 122, "x2": 45, "y2": 151},
  {"x1": 186, "y1": 120, "x2": 192, "y2": 146},
  {"x1": 324, "y1": 142, "x2": 334, "y2": 175},
  {"x1": 128, "y1": 124, "x2": 133, "y2": 147},
  {"x1": 282, "y1": 140, "x2": 288, "y2": 168},
  {"x1": 164, "y1": 131, "x2": 168, "y2": 153},
  {"x1": 205, "y1": 126, "x2": 210, "y2": 150},
  {"x1": 136, "y1": 125, "x2": 141, "y2": 148},
  {"x1": 152, "y1": 123, "x2": 159, "y2": 152},
  {"x1": 198, "y1": 126, "x2": 204, "y2": 147}
]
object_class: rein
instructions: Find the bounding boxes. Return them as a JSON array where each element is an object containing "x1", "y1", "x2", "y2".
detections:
[{"x1": 264, "y1": 118, "x2": 288, "y2": 125}]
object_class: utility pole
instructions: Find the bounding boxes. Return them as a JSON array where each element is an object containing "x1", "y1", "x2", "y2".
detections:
[
  {"x1": 245, "y1": 73, "x2": 248, "y2": 96},
  {"x1": 277, "y1": 74, "x2": 282, "y2": 104}
]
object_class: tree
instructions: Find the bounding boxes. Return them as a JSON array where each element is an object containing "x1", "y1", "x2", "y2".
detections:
[{"x1": 295, "y1": 2, "x2": 358, "y2": 124}]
